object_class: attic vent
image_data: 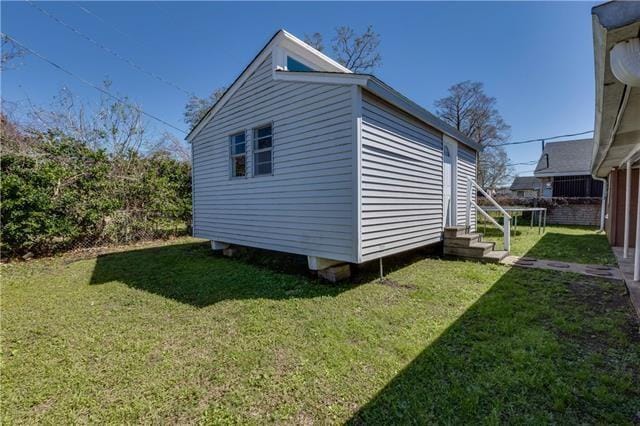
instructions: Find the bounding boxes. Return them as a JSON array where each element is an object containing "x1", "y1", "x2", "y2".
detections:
[{"x1": 287, "y1": 56, "x2": 313, "y2": 72}]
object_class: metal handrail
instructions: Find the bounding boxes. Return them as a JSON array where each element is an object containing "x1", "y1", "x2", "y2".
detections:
[{"x1": 466, "y1": 178, "x2": 511, "y2": 251}]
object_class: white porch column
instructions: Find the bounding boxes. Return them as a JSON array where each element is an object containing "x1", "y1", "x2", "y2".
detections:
[
  {"x1": 624, "y1": 161, "x2": 631, "y2": 258},
  {"x1": 635, "y1": 168, "x2": 640, "y2": 281}
]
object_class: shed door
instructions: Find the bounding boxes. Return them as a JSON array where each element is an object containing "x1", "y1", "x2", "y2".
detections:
[{"x1": 443, "y1": 144, "x2": 453, "y2": 226}]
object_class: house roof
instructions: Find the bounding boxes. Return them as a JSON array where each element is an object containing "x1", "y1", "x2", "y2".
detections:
[
  {"x1": 186, "y1": 29, "x2": 480, "y2": 152},
  {"x1": 510, "y1": 176, "x2": 541, "y2": 191},
  {"x1": 591, "y1": 2, "x2": 640, "y2": 176},
  {"x1": 534, "y1": 139, "x2": 594, "y2": 177}
]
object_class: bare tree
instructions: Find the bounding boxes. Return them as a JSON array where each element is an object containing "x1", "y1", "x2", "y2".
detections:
[
  {"x1": 27, "y1": 82, "x2": 149, "y2": 155},
  {"x1": 1, "y1": 34, "x2": 26, "y2": 71},
  {"x1": 332, "y1": 26, "x2": 381, "y2": 72},
  {"x1": 435, "y1": 81, "x2": 513, "y2": 188},
  {"x1": 151, "y1": 131, "x2": 192, "y2": 163},
  {"x1": 302, "y1": 26, "x2": 382, "y2": 73},
  {"x1": 184, "y1": 87, "x2": 226, "y2": 130},
  {"x1": 303, "y1": 32, "x2": 325, "y2": 52}
]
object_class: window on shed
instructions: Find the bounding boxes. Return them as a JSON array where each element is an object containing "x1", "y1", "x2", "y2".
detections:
[
  {"x1": 253, "y1": 125, "x2": 273, "y2": 176},
  {"x1": 287, "y1": 56, "x2": 313, "y2": 72},
  {"x1": 230, "y1": 132, "x2": 246, "y2": 177}
]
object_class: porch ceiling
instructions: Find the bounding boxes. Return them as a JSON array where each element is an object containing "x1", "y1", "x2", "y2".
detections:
[{"x1": 592, "y1": 10, "x2": 640, "y2": 177}]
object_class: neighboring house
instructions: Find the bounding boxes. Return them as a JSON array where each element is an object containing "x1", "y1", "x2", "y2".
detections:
[
  {"x1": 590, "y1": 1, "x2": 640, "y2": 271},
  {"x1": 188, "y1": 30, "x2": 480, "y2": 278},
  {"x1": 509, "y1": 176, "x2": 543, "y2": 197},
  {"x1": 533, "y1": 139, "x2": 604, "y2": 197}
]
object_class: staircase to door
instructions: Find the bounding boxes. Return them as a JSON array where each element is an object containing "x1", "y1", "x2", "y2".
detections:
[
  {"x1": 443, "y1": 178, "x2": 511, "y2": 263},
  {"x1": 443, "y1": 226, "x2": 508, "y2": 262}
]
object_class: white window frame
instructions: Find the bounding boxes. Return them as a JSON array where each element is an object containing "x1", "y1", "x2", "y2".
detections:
[
  {"x1": 252, "y1": 124, "x2": 273, "y2": 177},
  {"x1": 229, "y1": 131, "x2": 247, "y2": 178}
]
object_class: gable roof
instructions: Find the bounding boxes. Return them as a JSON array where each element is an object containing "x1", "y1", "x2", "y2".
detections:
[
  {"x1": 186, "y1": 29, "x2": 480, "y2": 152},
  {"x1": 534, "y1": 138, "x2": 594, "y2": 177},
  {"x1": 186, "y1": 29, "x2": 350, "y2": 142},
  {"x1": 510, "y1": 176, "x2": 542, "y2": 191}
]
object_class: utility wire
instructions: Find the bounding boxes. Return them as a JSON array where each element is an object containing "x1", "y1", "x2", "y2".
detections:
[
  {"x1": 74, "y1": 3, "x2": 146, "y2": 50},
  {"x1": 25, "y1": 0, "x2": 194, "y2": 97},
  {"x1": 491, "y1": 130, "x2": 594, "y2": 147},
  {"x1": 3, "y1": 33, "x2": 187, "y2": 134}
]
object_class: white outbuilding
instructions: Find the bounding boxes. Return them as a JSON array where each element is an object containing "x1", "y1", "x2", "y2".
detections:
[{"x1": 188, "y1": 30, "x2": 483, "y2": 279}]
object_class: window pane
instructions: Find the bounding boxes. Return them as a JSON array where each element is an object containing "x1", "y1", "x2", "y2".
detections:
[
  {"x1": 233, "y1": 142, "x2": 245, "y2": 155},
  {"x1": 233, "y1": 155, "x2": 246, "y2": 177},
  {"x1": 255, "y1": 151, "x2": 271, "y2": 163},
  {"x1": 287, "y1": 57, "x2": 313, "y2": 72},
  {"x1": 256, "y1": 162, "x2": 272, "y2": 175},
  {"x1": 255, "y1": 137, "x2": 272, "y2": 150},
  {"x1": 256, "y1": 126, "x2": 271, "y2": 139}
]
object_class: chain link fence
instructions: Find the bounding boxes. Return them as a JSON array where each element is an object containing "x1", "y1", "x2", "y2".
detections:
[{"x1": 7, "y1": 210, "x2": 191, "y2": 260}]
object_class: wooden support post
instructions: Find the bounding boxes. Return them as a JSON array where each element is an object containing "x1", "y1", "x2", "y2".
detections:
[
  {"x1": 624, "y1": 161, "x2": 631, "y2": 258},
  {"x1": 634, "y1": 169, "x2": 640, "y2": 281}
]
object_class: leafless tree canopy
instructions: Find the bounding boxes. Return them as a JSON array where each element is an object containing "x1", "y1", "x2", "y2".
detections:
[
  {"x1": 303, "y1": 26, "x2": 382, "y2": 73},
  {"x1": 332, "y1": 26, "x2": 382, "y2": 72},
  {"x1": 1, "y1": 34, "x2": 26, "y2": 71},
  {"x1": 435, "y1": 81, "x2": 513, "y2": 188},
  {"x1": 303, "y1": 32, "x2": 324, "y2": 52},
  {"x1": 184, "y1": 86, "x2": 226, "y2": 130}
]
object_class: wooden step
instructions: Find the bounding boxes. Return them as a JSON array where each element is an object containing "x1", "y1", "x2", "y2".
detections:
[
  {"x1": 444, "y1": 233, "x2": 482, "y2": 248},
  {"x1": 443, "y1": 226, "x2": 467, "y2": 238},
  {"x1": 443, "y1": 241, "x2": 495, "y2": 258},
  {"x1": 482, "y1": 250, "x2": 509, "y2": 263}
]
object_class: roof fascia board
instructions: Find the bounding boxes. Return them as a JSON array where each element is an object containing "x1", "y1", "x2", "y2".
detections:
[
  {"x1": 280, "y1": 30, "x2": 352, "y2": 73},
  {"x1": 591, "y1": 13, "x2": 609, "y2": 175},
  {"x1": 534, "y1": 171, "x2": 592, "y2": 178},
  {"x1": 186, "y1": 31, "x2": 284, "y2": 142}
]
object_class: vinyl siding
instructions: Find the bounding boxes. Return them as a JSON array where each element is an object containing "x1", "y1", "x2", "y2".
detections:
[
  {"x1": 456, "y1": 144, "x2": 477, "y2": 230},
  {"x1": 191, "y1": 55, "x2": 356, "y2": 262},
  {"x1": 360, "y1": 91, "x2": 444, "y2": 261}
]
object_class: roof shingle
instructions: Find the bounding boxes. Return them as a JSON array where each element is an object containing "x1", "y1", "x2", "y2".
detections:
[{"x1": 534, "y1": 139, "x2": 594, "y2": 177}]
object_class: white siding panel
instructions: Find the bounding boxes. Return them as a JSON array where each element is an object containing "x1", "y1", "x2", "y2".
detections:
[
  {"x1": 456, "y1": 144, "x2": 477, "y2": 230},
  {"x1": 191, "y1": 55, "x2": 356, "y2": 262},
  {"x1": 360, "y1": 91, "x2": 444, "y2": 260}
]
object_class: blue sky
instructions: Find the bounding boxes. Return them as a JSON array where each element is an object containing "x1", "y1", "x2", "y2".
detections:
[{"x1": 2, "y1": 1, "x2": 597, "y2": 176}]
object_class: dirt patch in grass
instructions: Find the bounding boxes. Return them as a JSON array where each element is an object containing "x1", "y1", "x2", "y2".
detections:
[
  {"x1": 376, "y1": 278, "x2": 417, "y2": 290},
  {"x1": 566, "y1": 278, "x2": 633, "y2": 316}
]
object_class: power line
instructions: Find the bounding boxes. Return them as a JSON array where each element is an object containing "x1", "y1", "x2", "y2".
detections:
[
  {"x1": 25, "y1": 0, "x2": 194, "y2": 97},
  {"x1": 3, "y1": 33, "x2": 187, "y2": 134},
  {"x1": 491, "y1": 130, "x2": 594, "y2": 147},
  {"x1": 74, "y1": 3, "x2": 146, "y2": 50}
]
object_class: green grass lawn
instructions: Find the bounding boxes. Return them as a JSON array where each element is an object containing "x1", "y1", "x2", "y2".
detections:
[
  {"x1": 2, "y1": 236, "x2": 638, "y2": 424},
  {"x1": 480, "y1": 223, "x2": 618, "y2": 265}
]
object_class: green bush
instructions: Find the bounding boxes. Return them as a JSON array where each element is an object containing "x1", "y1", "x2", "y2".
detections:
[{"x1": 1, "y1": 131, "x2": 191, "y2": 258}]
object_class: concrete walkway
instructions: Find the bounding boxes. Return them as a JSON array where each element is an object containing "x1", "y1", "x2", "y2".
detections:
[
  {"x1": 500, "y1": 255, "x2": 623, "y2": 280},
  {"x1": 612, "y1": 247, "x2": 640, "y2": 319}
]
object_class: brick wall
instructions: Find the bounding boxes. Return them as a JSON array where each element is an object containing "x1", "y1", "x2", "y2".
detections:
[
  {"x1": 545, "y1": 202, "x2": 601, "y2": 226},
  {"x1": 479, "y1": 197, "x2": 602, "y2": 227}
]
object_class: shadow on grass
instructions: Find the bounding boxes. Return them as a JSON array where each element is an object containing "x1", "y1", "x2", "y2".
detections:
[
  {"x1": 89, "y1": 241, "x2": 355, "y2": 307},
  {"x1": 348, "y1": 239, "x2": 638, "y2": 423},
  {"x1": 89, "y1": 240, "x2": 442, "y2": 307}
]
